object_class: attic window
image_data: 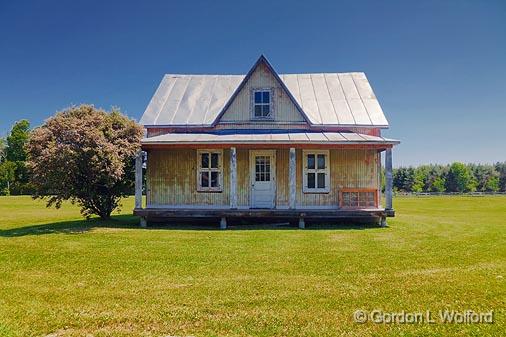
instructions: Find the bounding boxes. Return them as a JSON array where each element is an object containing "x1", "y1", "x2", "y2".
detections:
[{"x1": 252, "y1": 89, "x2": 273, "y2": 119}]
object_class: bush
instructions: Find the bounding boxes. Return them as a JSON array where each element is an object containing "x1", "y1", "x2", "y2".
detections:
[{"x1": 27, "y1": 105, "x2": 143, "y2": 219}]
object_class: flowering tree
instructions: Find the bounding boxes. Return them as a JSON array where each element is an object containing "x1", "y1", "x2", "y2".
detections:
[{"x1": 27, "y1": 105, "x2": 143, "y2": 219}]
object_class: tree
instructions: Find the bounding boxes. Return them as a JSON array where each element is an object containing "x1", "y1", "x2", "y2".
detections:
[
  {"x1": 0, "y1": 138, "x2": 6, "y2": 162},
  {"x1": 27, "y1": 105, "x2": 143, "y2": 219},
  {"x1": 470, "y1": 164, "x2": 500, "y2": 192},
  {"x1": 431, "y1": 176, "x2": 446, "y2": 192},
  {"x1": 0, "y1": 161, "x2": 16, "y2": 195},
  {"x1": 484, "y1": 175, "x2": 500, "y2": 192},
  {"x1": 393, "y1": 166, "x2": 423, "y2": 192},
  {"x1": 446, "y1": 162, "x2": 476, "y2": 192},
  {"x1": 4, "y1": 120, "x2": 32, "y2": 194},
  {"x1": 412, "y1": 166, "x2": 428, "y2": 193},
  {"x1": 495, "y1": 162, "x2": 506, "y2": 192},
  {"x1": 393, "y1": 167, "x2": 413, "y2": 192},
  {"x1": 424, "y1": 164, "x2": 447, "y2": 192},
  {"x1": 6, "y1": 120, "x2": 30, "y2": 162}
]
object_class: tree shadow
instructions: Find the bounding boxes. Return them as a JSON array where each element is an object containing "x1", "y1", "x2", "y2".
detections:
[
  {"x1": 0, "y1": 215, "x2": 139, "y2": 237},
  {"x1": 1, "y1": 216, "x2": 382, "y2": 237}
]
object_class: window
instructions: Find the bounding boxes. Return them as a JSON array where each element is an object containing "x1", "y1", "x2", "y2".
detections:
[
  {"x1": 255, "y1": 155, "x2": 271, "y2": 181},
  {"x1": 303, "y1": 150, "x2": 330, "y2": 193},
  {"x1": 197, "y1": 150, "x2": 223, "y2": 192},
  {"x1": 340, "y1": 189, "x2": 378, "y2": 208},
  {"x1": 252, "y1": 88, "x2": 273, "y2": 119}
]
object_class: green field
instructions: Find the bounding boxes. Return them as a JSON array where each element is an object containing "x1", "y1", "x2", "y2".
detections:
[{"x1": 0, "y1": 196, "x2": 504, "y2": 337}]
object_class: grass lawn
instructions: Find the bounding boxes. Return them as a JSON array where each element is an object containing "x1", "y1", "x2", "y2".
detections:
[{"x1": 0, "y1": 196, "x2": 504, "y2": 337}]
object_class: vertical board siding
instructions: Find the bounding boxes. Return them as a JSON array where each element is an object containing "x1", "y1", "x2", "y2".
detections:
[
  {"x1": 236, "y1": 148, "x2": 250, "y2": 207},
  {"x1": 147, "y1": 148, "x2": 378, "y2": 208},
  {"x1": 276, "y1": 149, "x2": 289, "y2": 207},
  {"x1": 147, "y1": 149, "x2": 229, "y2": 206},
  {"x1": 219, "y1": 63, "x2": 305, "y2": 123},
  {"x1": 296, "y1": 149, "x2": 378, "y2": 207}
]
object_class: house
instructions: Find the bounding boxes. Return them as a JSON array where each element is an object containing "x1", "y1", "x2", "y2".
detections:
[{"x1": 134, "y1": 55, "x2": 399, "y2": 228}]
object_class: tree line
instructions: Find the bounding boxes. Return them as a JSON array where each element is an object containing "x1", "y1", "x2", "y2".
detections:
[{"x1": 392, "y1": 162, "x2": 506, "y2": 193}]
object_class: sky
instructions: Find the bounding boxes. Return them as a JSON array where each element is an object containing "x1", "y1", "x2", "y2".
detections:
[{"x1": 0, "y1": 0, "x2": 505, "y2": 166}]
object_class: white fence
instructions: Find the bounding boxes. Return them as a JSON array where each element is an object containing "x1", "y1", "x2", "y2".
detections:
[{"x1": 394, "y1": 191, "x2": 506, "y2": 197}]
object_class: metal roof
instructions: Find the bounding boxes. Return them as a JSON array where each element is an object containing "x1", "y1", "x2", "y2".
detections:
[
  {"x1": 140, "y1": 56, "x2": 389, "y2": 128},
  {"x1": 142, "y1": 131, "x2": 399, "y2": 145},
  {"x1": 279, "y1": 73, "x2": 388, "y2": 126}
]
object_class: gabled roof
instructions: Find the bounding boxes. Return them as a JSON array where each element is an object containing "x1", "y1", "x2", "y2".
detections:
[
  {"x1": 213, "y1": 55, "x2": 310, "y2": 125},
  {"x1": 140, "y1": 55, "x2": 390, "y2": 128}
]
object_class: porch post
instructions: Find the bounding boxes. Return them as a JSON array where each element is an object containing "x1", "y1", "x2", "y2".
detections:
[
  {"x1": 385, "y1": 147, "x2": 393, "y2": 210},
  {"x1": 289, "y1": 147, "x2": 296, "y2": 209},
  {"x1": 135, "y1": 151, "x2": 143, "y2": 209},
  {"x1": 230, "y1": 147, "x2": 237, "y2": 209}
]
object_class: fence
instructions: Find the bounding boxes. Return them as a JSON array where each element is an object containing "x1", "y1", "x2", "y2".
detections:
[{"x1": 394, "y1": 191, "x2": 506, "y2": 197}]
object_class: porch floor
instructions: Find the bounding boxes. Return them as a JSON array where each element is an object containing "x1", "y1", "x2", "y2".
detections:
[{"x1": 134, "y1": 207, "x2": 393, "y2": 221}]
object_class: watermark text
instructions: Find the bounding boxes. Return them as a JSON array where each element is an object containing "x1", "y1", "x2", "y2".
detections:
[{"x1": 353, "y1": 309, "x2": 494, "y2": 324}]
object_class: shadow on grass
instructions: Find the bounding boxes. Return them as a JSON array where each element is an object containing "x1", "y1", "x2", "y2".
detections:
[
  {"x1": 1, "y1": 215, "x2": 381, "y2": 237},
  {"x1": 0, "y1": 215, "x2": 140, "y2": 237},
  {"x1": 147, "y1": 218, "x2": 380, "y2": 231}
]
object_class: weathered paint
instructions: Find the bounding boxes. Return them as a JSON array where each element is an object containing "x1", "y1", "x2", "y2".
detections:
[
  {"x1": 135, "y1": 151, "x2": 143, "y2": 208},
  {"x1": 219, "y1": 62, "x2": 305, "y2": 124},
  {"x1": 294, "y1": 149, "x2": 378, "y2": 207},
  {"x1": 289, "y1": 148, "x2": 296, "y2": 209},
  {"x1": 236, "y1": 148, "x2": 250, "y2": 206},
  {"x1": 385, "y1": 148, "x2": 393, "y2": 210},
  {"x1": 230, "y1": 147, "x2": 237, "y2": 209},
  {"x1": 146, "y1": 149, "x2": 230, "y2": 207},
  {"x1": 146, "y1": 148, "x2": 379, "y2": 208}
]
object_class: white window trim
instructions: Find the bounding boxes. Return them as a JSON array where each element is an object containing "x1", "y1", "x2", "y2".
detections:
[
  {"x1": 302, "y1": 150, "x2": 330, "y2": 193},
  {"x1": 196, "y1": 149, "x2": 223, "y2": 192},
  {"x1": 251, "y1": 88, "x2": 274, "y2": 120}
]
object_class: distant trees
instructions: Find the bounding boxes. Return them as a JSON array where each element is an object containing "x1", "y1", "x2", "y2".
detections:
[
  {"x1": 27, "y1": 105, "x2": 143, "y2": 219},
  {"x1": 495, "y1": 162, "x2": 506, "y2": 192},
  {"x1": 470, "y1": 164, "x2": 499, "y2": 192},
  {"x1": 0, "y1": 120, "x2": 32, "y2": 195},
  {"x1": 446, "y1": 162, "x2": 476, "y2": 192},
  {"x1": 392, "y1": 162, "x2": 505, "y2": 193}
]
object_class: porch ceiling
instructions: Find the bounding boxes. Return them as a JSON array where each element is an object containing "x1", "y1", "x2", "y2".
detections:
[{"x1": 141, "y1": 131, "x2": 400, "y2": 147}]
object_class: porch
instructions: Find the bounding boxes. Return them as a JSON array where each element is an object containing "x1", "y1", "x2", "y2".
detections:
[
  {"x1": 134, "y1": 131, "x2": 398, "y2": 228},
  {"x1": 133, "y1": 206, "x2": 393, "y2": 229}
]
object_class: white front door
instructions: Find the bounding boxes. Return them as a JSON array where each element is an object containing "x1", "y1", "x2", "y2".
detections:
[{"x1": 250, "y1": 150, "x2": 276, "y2": 208}]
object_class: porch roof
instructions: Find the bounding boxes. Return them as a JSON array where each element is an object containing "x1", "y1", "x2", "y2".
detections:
[{"x1": 142, "y1": 131, "x2": 399, "y2": 146}]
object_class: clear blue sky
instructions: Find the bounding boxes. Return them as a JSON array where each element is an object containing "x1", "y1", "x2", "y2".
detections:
[{"x1": 1, "y1": 0, "x2": 505, "y2": 166}]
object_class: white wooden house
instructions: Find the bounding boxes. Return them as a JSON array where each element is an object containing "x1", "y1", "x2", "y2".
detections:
[{"x1": 134, "y1": 55, "x2": 399, "y2": 228}]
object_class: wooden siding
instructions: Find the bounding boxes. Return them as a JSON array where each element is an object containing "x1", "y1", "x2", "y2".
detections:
[
  {"x1": 219, "y1": 62, "x2": 305, "y2": 124},
  {"x1": 236, "y1": 148, "x2": 250, "y2": 207},
  {"x1": 294, "y1": 149, "x2": 378, "y2": 207},
  {"x1": 147, "y1": 149, "x2": 230, "y2": 206},
  {"x1": 147, "y1": 148, "x2": 378, "y2": 208}
]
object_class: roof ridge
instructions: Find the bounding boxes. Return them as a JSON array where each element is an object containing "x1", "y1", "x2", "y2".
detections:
[{"x1": 163, "y1": 72, "x2": 366, "y2": 77}]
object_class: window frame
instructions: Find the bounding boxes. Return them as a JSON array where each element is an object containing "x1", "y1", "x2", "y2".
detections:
[
  {"x1": 302, "y1": 150, "x2": 330, "y2": 193},
  {"x1": 339, "y1": 188, "x2": 379, "y2": 208},
  {"x1": 196, "y1": 149, "x2": 223, "y2": 192},
  {"x1": 251, "y1": 88, "x2": 274, "y2": 120}
]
